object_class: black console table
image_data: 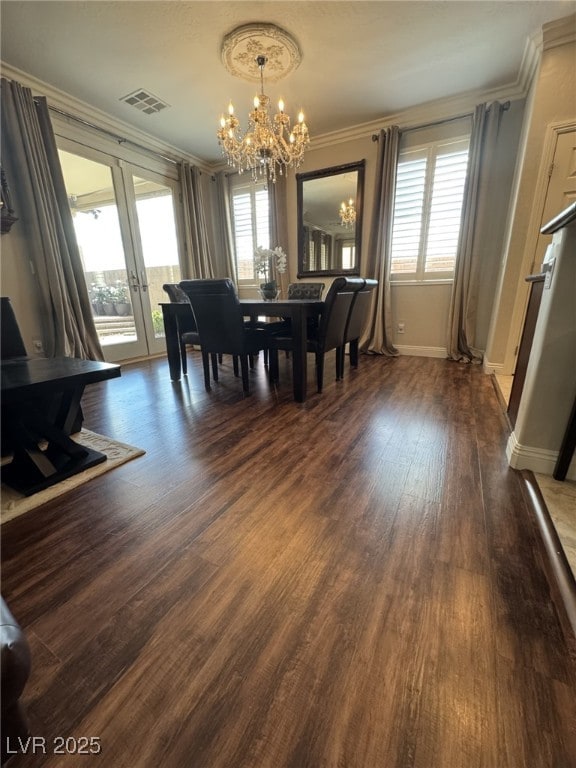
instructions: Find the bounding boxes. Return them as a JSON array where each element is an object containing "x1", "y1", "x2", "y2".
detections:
[{"x1": 1, "y1": 357, "x2": 120, "y2": 496}]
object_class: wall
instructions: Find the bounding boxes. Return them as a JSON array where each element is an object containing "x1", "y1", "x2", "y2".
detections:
[
  {"x1": 1, "y1": 27, "x2": 562, "y2": 363},
  {"x1": 0, "y1": 207, "x2": 46, "y2": 357},
  {"x1": 0, "y1": 102, "x2": 186, "y2": 356},
  {"x1": 485, "y1": 18, "x2": 576, "y2": 374},
  {"x1": 286, "y1": 135, "x2": 374, "y2": 282},
  {"x1": 287, "y1": 106, "x2": 524, "y2": 356},
  {"x1": 507, "y1": 218, "x2": 576, "y2": 480}
]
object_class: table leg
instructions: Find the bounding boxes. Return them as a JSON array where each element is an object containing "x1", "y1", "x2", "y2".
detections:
[
  {"x1": 1, "y1": 392, "x2": 107, "y2": 496},
  {"x1": 161, "y1": 305, "x2": 182, "y2": 381},
  {"x1": 291, "y1": 307, "x2": 308, "y2": 403}
]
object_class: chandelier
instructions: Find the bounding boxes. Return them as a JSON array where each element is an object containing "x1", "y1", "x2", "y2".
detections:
[
  {"x1": 339, "y1": 198, "x2": 356, "y2": 227},
  {"x1": 217, "y1": 53, "x2": 309, "y2": 183}
]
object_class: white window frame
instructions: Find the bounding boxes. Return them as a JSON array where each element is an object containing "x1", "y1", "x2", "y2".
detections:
[
  {"x1": 229, "y1": 176, "x2": 270, "y2": 285},
  {"x1": 390, "y1": 136, "x2": 470, "y2": 283}
]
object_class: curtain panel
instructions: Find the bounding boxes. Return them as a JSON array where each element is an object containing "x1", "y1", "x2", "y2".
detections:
[
  {"x1": 214, "y1": 172, "x2": 237, "y2": 281},
  {"x1": 268, "y1": 173, "x2": 289, "y2": 296},
  {"x1": 361, "y1": 126, "x2": 400, "y2": 356},
  {"x1": 446, "y1": 101, "x2": 506, "y2": 362},
  {"x1": 180, "y1": 163, "x2": 215, "y2": 279},
  {"x1": 0, "y1": 78, "x2": 103, "y2": 360}
]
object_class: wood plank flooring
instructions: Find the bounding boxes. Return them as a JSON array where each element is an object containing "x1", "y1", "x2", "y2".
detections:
[{"x1": 1, "y1": 352, "x2": 575, "y2": 768}]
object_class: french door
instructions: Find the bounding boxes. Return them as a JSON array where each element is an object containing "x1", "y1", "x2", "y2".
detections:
[{"x1": 57, "y1": 141, "x2": 183, "y2": 362}]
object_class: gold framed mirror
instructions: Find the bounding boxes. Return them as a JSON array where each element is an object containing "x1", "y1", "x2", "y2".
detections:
[{"x1": 297, "y1": 160, "x2": 365, "y2": 277}]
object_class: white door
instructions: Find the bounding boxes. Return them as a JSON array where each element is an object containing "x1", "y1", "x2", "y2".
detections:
[
  {"x1": 58, "y1": 145, "x2": 183, "y2": 362},
  {"x1": 532, "y1": 127, "x2": 576, "y2": 271}
]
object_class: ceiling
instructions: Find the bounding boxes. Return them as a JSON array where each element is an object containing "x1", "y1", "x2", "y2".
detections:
[{"x1": 1, "y1": 1, "x2": 575, "y2": 165}]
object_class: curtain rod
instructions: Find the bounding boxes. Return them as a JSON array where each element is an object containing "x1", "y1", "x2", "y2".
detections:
[
  {"x1": 372, "y1": 101, "x2": 511, "y2": 141},
  {"x1": 44, "y1": 102, "x2": 180, "y2": 165}
]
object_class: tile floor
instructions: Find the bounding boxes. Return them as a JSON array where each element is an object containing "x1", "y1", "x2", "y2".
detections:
[{"x1": 494, "y1": 374, "x2": 576, "y2": 578}]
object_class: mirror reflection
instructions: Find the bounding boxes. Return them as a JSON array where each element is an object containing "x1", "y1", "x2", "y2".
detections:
[{"x1": 297, "y1": 161, "x2": 365, "y2": 277}]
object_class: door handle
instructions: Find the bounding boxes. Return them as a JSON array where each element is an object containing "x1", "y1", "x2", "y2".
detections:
[{"x1": 129, "y1": 270, "x2": 140, "y2": 291}]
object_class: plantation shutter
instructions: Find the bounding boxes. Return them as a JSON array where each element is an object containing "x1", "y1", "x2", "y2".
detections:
[
  {"x1": 390, "y1": 152, "x2": 427, "y2": 275},
  {"x1": 390, "y1": 138, "x2": 469, "y2": 279},
  {"x1": 425, "y1": 148, "x2": 469, "y2": 273},
  {"x1": 230, "y1": 179, "x2": 269, "y2": 282}
]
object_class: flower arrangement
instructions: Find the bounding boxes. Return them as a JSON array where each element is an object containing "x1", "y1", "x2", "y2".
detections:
[{"x1": 254, "y1": 245, "x2": 287, "y2": 298}]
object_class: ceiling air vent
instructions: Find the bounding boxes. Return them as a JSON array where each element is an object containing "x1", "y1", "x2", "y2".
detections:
[{"x1": 120, "y1": 89, "x2": 169, "y2": 115}]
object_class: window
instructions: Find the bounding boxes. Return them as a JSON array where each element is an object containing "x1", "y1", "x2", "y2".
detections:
[
  {"x1": 230, "y1": 178, "x2": 269, "y2": 282},
  {"x1": 390, "y1": 137, "x2": 469, "y2": 281}
]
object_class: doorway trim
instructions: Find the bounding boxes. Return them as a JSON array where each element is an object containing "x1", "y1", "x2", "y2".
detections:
[{"x1": 504, "y1": 119, "x2": 576, "y2": 375}]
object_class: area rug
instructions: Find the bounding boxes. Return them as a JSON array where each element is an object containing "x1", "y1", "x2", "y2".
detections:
[{"x1": 1, "y1": 429, "x2": 145, "y2": 525}]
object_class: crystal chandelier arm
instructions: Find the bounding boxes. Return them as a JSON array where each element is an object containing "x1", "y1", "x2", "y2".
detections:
[{"x1": 217, "y1": 51, "x2": 309, "y2": 182}]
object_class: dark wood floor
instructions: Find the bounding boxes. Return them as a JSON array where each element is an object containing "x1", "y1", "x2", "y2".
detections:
[{"x1": 2, "y1": 351, "x2": 575, "y2": 768}]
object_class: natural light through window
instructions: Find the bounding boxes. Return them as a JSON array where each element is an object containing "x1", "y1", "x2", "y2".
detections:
[
  {"x1": 391, "y1": 137, "x2": 469, "y2": 281},
  {"x1": 230, "y1": 180, "x2": 269, "y2": 282}
]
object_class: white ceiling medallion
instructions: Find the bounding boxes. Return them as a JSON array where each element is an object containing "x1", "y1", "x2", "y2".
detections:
[{"x1": 221, "y1": 23, "x2": 302, "y2": 83}]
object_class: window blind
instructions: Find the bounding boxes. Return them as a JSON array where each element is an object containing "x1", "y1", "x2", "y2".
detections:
[
  {"x1": 230, "y1": 180, "x2": 269, "y2": 282},
  {"x1": 391, "y1": 138, "x2": 469, "y2": 280}
]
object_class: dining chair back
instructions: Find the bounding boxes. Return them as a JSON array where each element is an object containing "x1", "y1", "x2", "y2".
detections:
[
  {"x1": 269, "y1": 277, "x2": 362, "y2": 393},
  {"x1": 162, "y1": 283, "x2": 199, "y2": 376},
  {"x1": 162, "y1": 283, "x2": 190, "y2": 304},
  {"x1": 262, "y1": 282, "x2": 326, "y2": 364},
  {"x1": 337, "y1": 278, "x2": 378, "y2": 377},
  {"x1": 178, "y1": 279, "x2": 269, "y2": 394},
  {"x1": 1, "y1": 297, "x2": 27, "y2": 360},
  {"x1": 318, "y1": 278, "x2": 364, "y2": 354},
  {"x1": 287, "y1": 282, "x2": 325, "y2": 300}
]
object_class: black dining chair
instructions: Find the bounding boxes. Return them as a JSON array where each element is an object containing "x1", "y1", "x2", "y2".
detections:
[
  {"x1": 178, "y1": 279, "x2": 270, "y2": 394},
  {"x1": 162, "y1": 283, "x2": 200, "y2": 376},
  {"x1": 1, "y1": 297, "x2": 28, "y2": 360},
  {"x1": 261, "y1": 282, "x2": 326, "y2": 364},
  {"x1": 336, "y1": 278, "x2": 378, "y2": 378},
  {"x1": 286, "y1": 282, "x2": 325, "y2": 301},
  {"x1": 268, "y1": 277, "x2": 361, "y2": 393}
]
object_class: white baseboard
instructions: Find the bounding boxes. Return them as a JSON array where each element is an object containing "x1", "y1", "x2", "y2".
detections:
[
  {"x1": 395, "y1": 345, "x2": 447, "y2": 359},
  {"x1": 483, "y1": 358, "x2": 505, "y2": 374},
  {"x1": 506, "y1": 431, "x2": 576, "y2": 479}
]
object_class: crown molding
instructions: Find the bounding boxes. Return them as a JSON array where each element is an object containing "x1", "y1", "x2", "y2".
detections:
[
  {"x1": 308, "y1": 82, "x2": 528, "y2": 152},
  {"x1": 303, "y1": 19, "x2": 567, "y2": 152},
  {"x1": 0, "y1": 62, "x2": 211, "y2": 172},
  {"x1": 3, "y1": 21, "x2": 559, "y2": 171},
  {"x1": 542, "y1": 12, "x2": 576, "y2": 51},
  {"x1": 517, "y1": 28, "x2": 543, "y2": 94}
]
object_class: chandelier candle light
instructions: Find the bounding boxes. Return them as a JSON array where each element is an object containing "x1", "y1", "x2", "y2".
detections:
[
  {"x1": 340, "y1": 198, "x2": 356, "y2": 227},
  {"x1": 218, "y1": 54, "x2": 309, "y2": 183}
]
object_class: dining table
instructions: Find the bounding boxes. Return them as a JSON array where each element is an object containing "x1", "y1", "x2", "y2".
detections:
[
  {"x1": 160, "y1": 298, "x2": 324, "y2": 403},
  {"x1": 1, "y1": 357, "x2": 121, "y2": 495},
  {"x1": 240, "y1": 298, "x2": 324, "y2": 403}
]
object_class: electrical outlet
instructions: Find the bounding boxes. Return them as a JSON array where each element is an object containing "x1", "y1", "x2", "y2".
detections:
[
  {"x1": 32, "y1": 339, "x2": 44, "y2": 354},
  {"x1": 397, "y1": 322, "x2": 405, "y2": 334}
]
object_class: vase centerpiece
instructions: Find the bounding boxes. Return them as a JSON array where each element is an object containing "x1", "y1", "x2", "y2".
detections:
[{"x1": 254, "y1": 245, "x2": 287, "y2": 301}]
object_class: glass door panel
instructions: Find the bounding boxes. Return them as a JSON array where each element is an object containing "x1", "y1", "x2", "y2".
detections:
[
  {"x1": 130, "y1": 175, "x2": 181, "y2": 355},
  {"x1": 58, "y1": 149, "x2": 149, "y2": 361},
  {"x1": 58, "y1": 146, "x2": 184, "y2": 362}
]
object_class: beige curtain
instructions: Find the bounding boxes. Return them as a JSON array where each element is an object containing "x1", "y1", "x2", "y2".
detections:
[
  {"x1": 361, "y1": 126, "x2": 400, "y2": 355},
  {"x1": 180, "y1": 162, "x2": 214, "y2": 279},
  {"x1": 446, "y1": 101, "x2": 506, "y2": 362},
  {"x1": 0, "y1": 78, "x2": 103, "y2": 360},
  {"x1": 214, "y1": 172, "x2": 237, "y2": 280},
  {"x1": 268, "y1": 173, "x2": 289, "y2": 296}
]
